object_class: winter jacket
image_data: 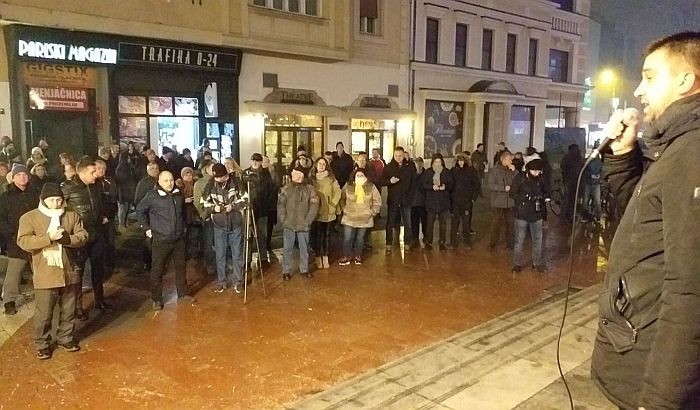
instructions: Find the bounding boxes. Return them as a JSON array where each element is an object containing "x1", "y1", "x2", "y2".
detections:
[
  {"x1": 380, "y1": 158, "x2": 416, "y2": 207},
  {"x1": 488, "y1": 164, "x2": 515, "y2": 209},
  {"x1": 242, "y1": 167, "x2": 274, "y2": 217},
  {"x1": 312, "y1": 174, "x2": 341, "y2": 222},
  {"x1": 16, "y1": 208, "x2": 87, "y2": 289},
  {"x1": 61, "y1": 177, "x2": 106, "y2": 241},
  {"x1": 96, "y1": 177, "x2": 118, "y2": 221},
  {"x1": 422, "y1": 168, "x2": 453, "y2": 213},
  {"x1": 277, "y1": 181, "x2": 319, "y2": 232},
  {"x1": 368, "y1": 158, "x2": 385, "y2": 183},
  {"x1": 203, "y1": 175, "x2": 245, "y2": 231},
  {"x1": 591, "y1": 94, "x2": 700, "y2": 410},
  {"x1": 193, "y1": 175, "x2": 213, "y2": 220},
  {"x1": 330, "y1": 152, "x2": 355, "y2": 189},
  {"x1": 340, "y1": 182, "x2": 381, "y2": 228},
  {"x1": 410, "y1": 169, "x2": 427, "y2": 207},
  {"x1": 509, "y1": 173, "x2": 548, "y2": 223},
  {"x1": 135, "y1": 185, "x2": 185, "y2": 242},
  {"x1": 135, "y1": 176, "x2": 157, "y2": 206},
  {"x1": 115, "y1": 153, "x2": 136, "y2": 203},
  {"x1": 0, "y1": 184, "x2": 40, "y2": 259},
  {"x1": 451, "y1": 165, "x2": 481, "y2": 211}
]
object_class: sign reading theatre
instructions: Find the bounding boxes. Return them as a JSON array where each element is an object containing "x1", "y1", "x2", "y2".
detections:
[{"x1": 18, "y1": 40, "x2": 117, "y2": 64}]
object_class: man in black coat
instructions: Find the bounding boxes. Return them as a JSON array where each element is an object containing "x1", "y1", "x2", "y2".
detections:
[
  {"x1": 62, "y1": 158, "x2": 112, "y2": 317},
  {"x1": 450, "y1": 153, "x2": 480, "y2": 248},
  {"x1": 0, "y1": 165, "x2": 39, "y2": 315},
  {"x1": 241, "y1": 153, "x2": 274, "y2": 268},
  {"x1": 591, "y1": 32, "x2": 700, "y2": 410},
  {"x1": 380, "y1": 146, "x2": 415, "y2": 253},
  {"x1": 136, "y1": 171, "x2": 195, "y2": 310},
  {"x1": 330, "y1": 142, "x2": 354, "y2": 189}
]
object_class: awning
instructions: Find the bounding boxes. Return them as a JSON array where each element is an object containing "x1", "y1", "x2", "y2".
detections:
[
  {"x1": 341, "y1": 107, "x2": 417, "y2": 121},
  {"x1": 245, "y1": 101, "x2": 341, "y2": 117}
]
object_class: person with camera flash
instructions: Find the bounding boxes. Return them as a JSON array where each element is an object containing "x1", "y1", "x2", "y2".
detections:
[{"x1": 509, "y1": 159, "x2": 549, "y2": 274}]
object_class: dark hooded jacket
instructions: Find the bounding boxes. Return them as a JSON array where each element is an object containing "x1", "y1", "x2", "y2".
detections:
[
  {"x1": 380, "y1": 156, "x2": 416, "y2": 207},
  {"x1": 115, "y1": 152, "x2": 136, "y2": 203},
  {"x1": 451, "y1": 154, "x2": 481, "y2": 211},
  {"x1": 135, "y1": 184, "x2": 185, "y2": 242},
  {"x1": 0, "y1": 183, "x2": 39, "y2": 259},
  {"x1": 422, "y1": 160, "x2": 454, "y2": 213},
  {"x1": 591, "y1": 94, "x2": 700, "y2": 410}
]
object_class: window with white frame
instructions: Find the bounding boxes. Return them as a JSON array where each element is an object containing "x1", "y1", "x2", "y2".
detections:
[
  {"x1": 360, "y1": 0, "x2": 379, "y2": 34},
  {"x1": 251, "y1": 0, "x2": 319, "y2": 17}
]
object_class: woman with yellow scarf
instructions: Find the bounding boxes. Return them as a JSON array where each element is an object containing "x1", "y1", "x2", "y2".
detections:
[{"x1": 338, "y1": 169, "x2": 381, "y2": 265}]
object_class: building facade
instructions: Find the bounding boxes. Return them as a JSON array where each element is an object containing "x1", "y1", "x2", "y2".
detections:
[
  {"x1": 0, "y1": 0, "x2": 413, "y2": 168},
  {"x1": 409, "y1": 0, "x2": 590, "y2": 163}
]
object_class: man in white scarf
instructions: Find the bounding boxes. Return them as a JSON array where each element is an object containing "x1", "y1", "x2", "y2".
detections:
[{"x1": 17, "y1": 183, "x2": 88, "y2": 360}]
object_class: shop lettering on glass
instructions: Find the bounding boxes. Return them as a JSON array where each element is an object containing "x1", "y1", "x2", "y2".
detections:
[
  {"x1": 118, "y1": 42, "x2": 239, "y2": 71},
  {"x1": 23, "y1": 63, "x2": 97, "y2": 88},
  {"x1": 28, "y1": 87, "x2": 89, "y2": 112},
  {"x1": 18, "y1": 40, "x2": 117, "y2": 64}
]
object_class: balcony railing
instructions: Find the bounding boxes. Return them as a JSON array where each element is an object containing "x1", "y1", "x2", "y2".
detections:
[{"x1": 552, "y1": 16, "x2": 580, "y2": 35}]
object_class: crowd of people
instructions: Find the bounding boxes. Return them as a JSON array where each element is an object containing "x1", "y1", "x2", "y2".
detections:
[{"x1": 0, "y1": 135, "x2": 598, "y2": 360}]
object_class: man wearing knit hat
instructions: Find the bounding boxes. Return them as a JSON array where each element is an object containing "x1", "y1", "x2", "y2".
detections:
[
  {"x1": 509, "y1": 158, "x2": 549, "y2": 274},
  {"x1": 17, "y1": 183, "x2": 87, "y2": 359},
  {"x1": 203, "y1": 163, "x2": 247, "y2": 293},
  {"x1": 278, "y1": 163, "x2": 319, "y2": 280},
  {"x1": 0, "y1": 164, "x2": 39, "y2": 315}
]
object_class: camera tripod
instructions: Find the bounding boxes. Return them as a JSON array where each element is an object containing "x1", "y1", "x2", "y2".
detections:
[{"x1": 242, "y1": 180, "x2": 267, "y2": 304}]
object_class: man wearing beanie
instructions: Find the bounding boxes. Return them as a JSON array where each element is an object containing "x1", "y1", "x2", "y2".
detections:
[
  {"x1": 203, "y1": 163, "x2": 247, "y2": 293},
  {"x1": 278, "y1": 163, "x2": 319, "y2": 280},
  {"x1": 509, "y1": 158, "x2": 550, "y2": 274},
  {"x1": 0, "y1": 164, "x2": 39, "y2": 315},
  {"x1": 242, "y1": 153, "x2": 274, "y2": 270},
  {"x1": 17, "y1": 183, "x2": 87, "y2": 359}
]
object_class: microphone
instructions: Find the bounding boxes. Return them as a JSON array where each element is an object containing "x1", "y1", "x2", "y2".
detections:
[{"x1": 588, "y1": 108, "x2": 639, "y2": 159}]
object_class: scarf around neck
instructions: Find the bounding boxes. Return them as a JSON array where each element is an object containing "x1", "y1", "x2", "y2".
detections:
[
  {"x1": 315, "y1": 170, "x2": 329, "y2": 181},
  {"x1": 354, "y1": 178, "x2": 367, "y2": 204},
  {"x1": 432, "y1": 165, "x2": 443, "y2": 186},
  {"x1": 38, "y1": 202, "x2": 65, "y2": 268}
]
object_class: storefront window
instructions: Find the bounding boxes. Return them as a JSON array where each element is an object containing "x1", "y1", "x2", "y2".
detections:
[
  {"x1": 351, "y1": 118, "x2": 396, "y2": 160},
  {"x1": 118, "y1": 94, "x2": 200, "y2": 155},
  {"x1": 264, "y1": 113, "x2": 323, "y2": 171}
]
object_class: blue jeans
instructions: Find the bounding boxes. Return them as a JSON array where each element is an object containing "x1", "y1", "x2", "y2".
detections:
[
  {"x1": 513, "y1": 218, "x2": 543, "y2": 267},
  {"x1": 583, "y1": 184, "x2": 602, "y2": 218},
  {"x1": 282, "y1": 229, "x2": 310, "y2": 275},
  {"x1": 342, "y1": 225, "x2": 367, "y2": 259},
  {"x1": 213, "y1": 226, "x2": 243, "y2": 286},
  {"x1": 386, "y1": 204, "x2": 412, "y2": 246}
]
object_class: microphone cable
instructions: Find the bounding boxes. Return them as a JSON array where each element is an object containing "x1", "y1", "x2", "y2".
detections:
[{"x1": 556, "y1": 152, "x2": 600, "y2": 410}]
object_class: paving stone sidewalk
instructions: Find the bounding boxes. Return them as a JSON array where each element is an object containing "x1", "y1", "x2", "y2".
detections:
[{"x1": 289, "y1": 284, "x2": 616, "y2": 410}]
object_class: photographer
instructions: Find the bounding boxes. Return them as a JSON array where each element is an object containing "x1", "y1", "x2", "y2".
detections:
[
  {"x1": 242, "y1": 153, "x2": 274, "y2": 270},
  {"x1": 509, "y1": 159, "x2": 548, "y2": 274},
  {"x1": 203, "y1": 163, "x2": 246, "y2": 293}
]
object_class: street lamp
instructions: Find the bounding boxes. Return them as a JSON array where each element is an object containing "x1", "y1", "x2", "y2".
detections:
[{"x1": 600, "y1": 69, "x2": 619, "y2": 111}]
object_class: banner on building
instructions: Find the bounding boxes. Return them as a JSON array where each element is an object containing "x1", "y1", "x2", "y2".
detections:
[
  {"x1": 28, "y1": 86, "x2": 89, "y2": 112},
  {"x1": 22, "y1": 63, "x2": 97, "y2": 88}
]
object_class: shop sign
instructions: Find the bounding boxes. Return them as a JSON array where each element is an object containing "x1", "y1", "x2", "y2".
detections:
[
  {"x1": 263, "y1": 88, "x2": 325, "y2": 105},
  {"x1": 18, "y1": 40, "x2": 117, "y2": 64},
  {"x1": 352, "y1": 119, "x2": 383, "y2": 130},
  {"x1": 22, "y1": 63, "x2": 97, "y2": 88},
  {"x1": 359, "y1": 96, "x2": 392, "y2": 109},
  {"x1": 28, "y1": 86, "x2": 89, "y2": 112},
  {"x1": 118, "y1": 42, "x2": 241, "y2": 72}
]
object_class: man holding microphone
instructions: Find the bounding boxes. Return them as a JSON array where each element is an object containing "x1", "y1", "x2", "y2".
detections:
[{"x1": 591, "y1": 32, "x2": 700, "y2": 409}]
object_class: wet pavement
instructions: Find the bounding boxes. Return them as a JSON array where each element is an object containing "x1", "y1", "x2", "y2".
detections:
[{"x1": 0, "y1": 200, "x2": 608, "y2": 409}]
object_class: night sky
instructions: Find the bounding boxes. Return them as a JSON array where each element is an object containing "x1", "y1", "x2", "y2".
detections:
[{"x1": 590, "y1": 0, "x2": 700, "y2": 112}]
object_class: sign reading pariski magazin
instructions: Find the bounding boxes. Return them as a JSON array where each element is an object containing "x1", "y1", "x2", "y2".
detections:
[{"x1": 18, "y1": 39, "x2": 118, "y2": 64}]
